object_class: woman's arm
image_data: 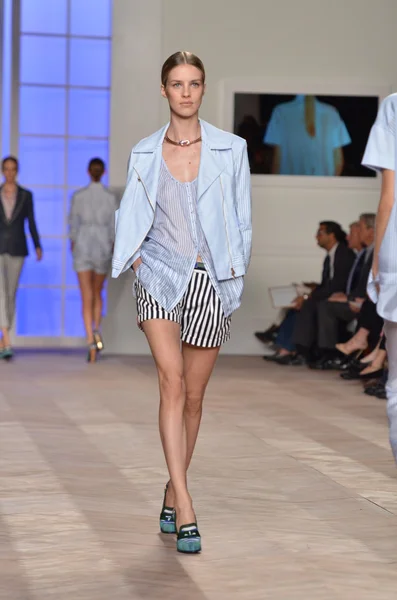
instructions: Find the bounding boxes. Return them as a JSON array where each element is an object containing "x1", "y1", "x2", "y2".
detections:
[
  {"x1": 373, "y1": 169, "x2": 395, "y2": 278},
  {"x1": 68, "y1": 192, "x2": 79, "y2": 251},
  {"x1": 27, "y1": 191, "x2": 43, "y2": 260}
]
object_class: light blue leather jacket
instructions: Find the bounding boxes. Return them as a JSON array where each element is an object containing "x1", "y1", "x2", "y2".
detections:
[{"x1": 112, "y1": 120, "x2": 252, "y2": 281}]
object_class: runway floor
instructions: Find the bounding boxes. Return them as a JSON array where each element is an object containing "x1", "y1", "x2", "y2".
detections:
[{"x1": 1, "y1": 351, "x2": 397, "y2": 599}]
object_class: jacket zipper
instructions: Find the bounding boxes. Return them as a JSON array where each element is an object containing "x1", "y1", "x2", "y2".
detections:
[
  {"x1": 133, "y1": 167, "x2": 155, "y2": 211},
  {"x1": 127, "y1": 168, "x2": 155, "y2": 262},
  {"x1": 220, "y1": 176, "x2": 235, "y2": 278}
]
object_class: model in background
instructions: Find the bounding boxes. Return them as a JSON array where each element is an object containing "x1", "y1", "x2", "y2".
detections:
[
  {"x1": 0, "y1": 156, "x2": 42, "y2": 360},
  {"x1": 362, "y1": 93, "x2": 397, "y2": 462},
  {"x1": 112, "y1": 51, "x2": 252, "y2": 553},
  {"x1": 69, "y1": 158, "x2": 116, "y2": 363}
]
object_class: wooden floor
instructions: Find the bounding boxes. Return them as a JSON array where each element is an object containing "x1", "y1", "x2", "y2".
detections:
[{"x1": 1, "y1": 352, "x2": 397, "y2": 600}]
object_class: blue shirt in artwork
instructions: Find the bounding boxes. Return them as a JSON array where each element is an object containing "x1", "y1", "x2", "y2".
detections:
[{"x1": 263, "y1": 95, "x2": 351, "y2": 176}]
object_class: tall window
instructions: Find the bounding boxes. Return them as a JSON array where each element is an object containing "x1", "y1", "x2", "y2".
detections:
[{"x1": 14, "y1": 0, "x2": 112, "y2": 339}]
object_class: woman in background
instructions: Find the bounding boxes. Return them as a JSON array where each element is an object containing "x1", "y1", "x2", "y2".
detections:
[
  {"x1": 0, "y1": 156, "x2": 42, "y2": 359},
  {"x1": 69, "y1": 158, "x2": 116, "y2": 363}
]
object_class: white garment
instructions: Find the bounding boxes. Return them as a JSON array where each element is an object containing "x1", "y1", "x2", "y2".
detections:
[
  {"x1": 383, "y1": 321, "x2": 397, "y2": 462},
  {"x1": 362, "y1": 94, "x2": 397, "y2": 465},
  {"x1": 362, "y1": 94, "x2": 397, "y2": 321}
]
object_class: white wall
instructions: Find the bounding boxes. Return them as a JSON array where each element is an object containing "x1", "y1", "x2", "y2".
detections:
[{"x1": 105, "y1": 0, "x2": 397, "y2": 355}]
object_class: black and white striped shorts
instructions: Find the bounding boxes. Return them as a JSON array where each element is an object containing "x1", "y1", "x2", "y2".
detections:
[{"x1": 135, "y1": 267, "x2": 231, "y2": 348}]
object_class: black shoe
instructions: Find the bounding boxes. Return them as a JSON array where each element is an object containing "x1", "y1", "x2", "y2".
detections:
[
  {"x1": 364, "y1": 383, "x2": 384, "y2": 397},
  {"x1": 359, "y1": 369, "x2": 384, "y2": 381},
  {"x1": 255, "y1": 325, "x2": 279, "y2": 344},
  {"x1": 341, "y1": 367, "x2": 383, "y2": 381},
  {"x1": 375, "y1": 388, "x2": 387, "y2": 400},
  {"x1": 340, "y1": 362, "x2": 368, "y2": 379},
  {"x1": 308, "y1": 356, "x2": 337, "y2": 370},
  {"x1": 289, "y1": 354, "x2": 306, "y2": 366},
  {"x1": 340, "y1": 357, "x2": 366, "y2": 372},
  {"x1": 263, "y1": 353, "x2": 281, "y2": 362},
  {"x1": 274, "y1": 354, "x2": 295, "y2": 365}
]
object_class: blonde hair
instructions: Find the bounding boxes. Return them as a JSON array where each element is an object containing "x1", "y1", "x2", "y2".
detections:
[{"x1": 161, "y1": 51, "x2": 205, "y2": 87}]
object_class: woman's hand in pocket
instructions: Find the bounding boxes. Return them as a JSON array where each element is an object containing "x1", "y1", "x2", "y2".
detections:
[
  {"x1": 132, "y1": 257, "x2": 142, "y2": 273},
  {"x1": 372, "y1": 257, "x2": 380, "y2": 295}
]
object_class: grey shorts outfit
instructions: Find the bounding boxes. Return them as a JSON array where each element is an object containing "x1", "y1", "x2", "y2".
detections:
[{"x1": 69, "y1": 182, "x2": 116, "y2": 274}]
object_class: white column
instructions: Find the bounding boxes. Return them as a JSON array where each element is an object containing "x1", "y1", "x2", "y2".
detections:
[{"x1": 104, "y1": 0, "x2": 162, "y2": 354}]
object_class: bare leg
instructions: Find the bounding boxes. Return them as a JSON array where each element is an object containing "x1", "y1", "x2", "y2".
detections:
[
  {"x1": 93, "y1": 273, "x2": 107, "y2": 330},
  {"x1": 1, "y1": 327, "x2": 10, "y2": 348},
  {"x1": 142, "y1": 319, "x2": 194, "y2": 528},
  {"x1": 166, "y1": 342, "x2": 220, "y2": 507},
  {"x1": 77, "y1": 271, "x2": 95, "y2": 343}
]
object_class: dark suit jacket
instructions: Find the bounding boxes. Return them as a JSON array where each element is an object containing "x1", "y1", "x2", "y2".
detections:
[
  {"x1": 0, "y1": 186, "x2": 41, "y2": 257},
  {"x1": 349, "y1": 249, "x2": 373, "y2": 299},
  {"x1": 311, "y1": 243, "x2": 356, "y2": 301}
]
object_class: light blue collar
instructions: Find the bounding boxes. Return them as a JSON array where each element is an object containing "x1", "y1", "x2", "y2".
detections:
[{"x1": 133, "y1": 119, "x2": 233, "y2": 153}]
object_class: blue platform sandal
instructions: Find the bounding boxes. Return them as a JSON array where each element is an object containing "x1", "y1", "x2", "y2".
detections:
[
  {"x1": 159, "y1": 482, "x2": 176, "y2": 534},
  {"x1": 176, "y1": 521, "x2": 201, "y2": 554},
  {"x1": 0, "y1": 347, "x2": 13, "y2": 360}
]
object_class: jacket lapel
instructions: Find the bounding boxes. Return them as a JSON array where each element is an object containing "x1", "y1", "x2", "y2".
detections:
[
  {"x1": 0, "y1": 185, "x2": 5, "y2": 222},
  {"x1": 197, "y1": 142, "x2": 227, "y2": 200},
  {"x1": 197, "y1": 121, "x2": 231, "y2": 200},
  {"x1": 132, "y1": 124, "x2": 168, "y2": 209}
]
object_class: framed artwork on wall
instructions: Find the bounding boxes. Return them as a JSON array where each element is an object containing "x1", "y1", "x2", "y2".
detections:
[{"x1": 219, "y1": 78, "x2": 392, "y2": 187}]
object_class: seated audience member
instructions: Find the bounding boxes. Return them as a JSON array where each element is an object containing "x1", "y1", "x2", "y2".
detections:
[
  {"x1": 312, "y1": 213, "x2": 375, "y2": 367},
  {"x1": 257, "y1": 220, "x2": 362, "y2": 347},
  {"x1": 346, "y1": 220, "x2": 364, "y2": 255},
  {"x1": 265, "y1": 221, "x2": 355, "y2": 364}
]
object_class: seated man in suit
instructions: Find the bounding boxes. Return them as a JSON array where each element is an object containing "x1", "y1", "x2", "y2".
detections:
[
  {"x1": 269, "y1": 221, "x2": 355, "y2": 364},
  {"x1": 313, "y1": 213, "x2": 375, "y2": 367},
  {"x1": 258, "y1": 220, "x2": 363, "y2": 349}
]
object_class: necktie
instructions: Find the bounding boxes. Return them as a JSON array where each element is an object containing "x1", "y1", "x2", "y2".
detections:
[
  {"x1": 346, "y1": 250, "x2": 365, "y2": 295},
  {"x1": 323, "y1": 255, "x2": 331, "y2": 283}
]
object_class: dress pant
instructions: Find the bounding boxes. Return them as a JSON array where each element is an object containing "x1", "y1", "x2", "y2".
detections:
[
  {"x1": 383, "y1": 321, "x2": 397, "y2": 463},
  {"x1": 0, "y1": 253, "x2": 24, "y2": 329},
  {"x1": 292, "y1": 297, "x2": 318, "y2": 349},
  {"x1": 276, "y1": 309, "x2": 296, "y2": 352},
  {"x1": 316, "y1": 300, "x2": 355, "y2": 349}
]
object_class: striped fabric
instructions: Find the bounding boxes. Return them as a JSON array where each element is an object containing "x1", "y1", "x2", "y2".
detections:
[
  {"x1": 135, "y1": 267, "x2": 231, "y2": 348},
  {"x1": 134, "y1": 159, "x2": 244, "y2": 318}
]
